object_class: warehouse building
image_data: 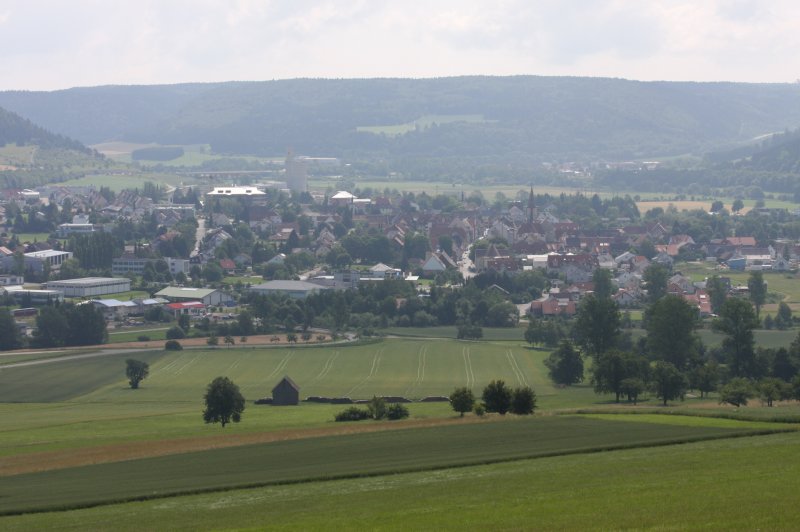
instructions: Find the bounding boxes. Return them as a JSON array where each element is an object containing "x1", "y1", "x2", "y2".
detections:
[
  {"x1": 155, "y1": 286, "x2": 234, "y2": 306},
  {"x1": 45, "y1": 277, "x2": 132, "y2": 298}
]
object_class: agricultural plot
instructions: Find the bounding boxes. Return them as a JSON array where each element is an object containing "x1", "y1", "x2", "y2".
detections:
[
  {"x1": 0, "y1": 415, "x2": 780, "y2": 516},
  {"x1": 5, "y1": 429, "x2": 796, "y2": 530},
  {"x1": 69, "y1": 340, "x2": 546, "y2": 403}
]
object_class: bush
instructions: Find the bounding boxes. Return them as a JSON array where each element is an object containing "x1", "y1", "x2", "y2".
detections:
[
  {"x1": 474, "y1": 404, "x2": 486, "y2": 416},
  {"x1": 368, "y1": 396, "x2": 387, "y2": 420},
  {"x1": 510, "y1": 386, "x2": 537, "y2": 415},
  {"x1": 166, "y1": 326, "x2": 186, "y2": 340},
  {"x1": 334, "y1": 406, "x2": 369, "y2": 422},
  {"x1": 386, "y1": 403, "x2": 410, "y2": 420},
  {"x1": 164, "y1": 340, "x2": 183, "y2": 351},
  {"x1": 137, "y1": 335, "x2": 151, "y2": 342}
]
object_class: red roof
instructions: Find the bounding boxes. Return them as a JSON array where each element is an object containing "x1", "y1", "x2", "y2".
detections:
[{"x1": 166, "y1": 301, "x2": 206, "y2": 309}]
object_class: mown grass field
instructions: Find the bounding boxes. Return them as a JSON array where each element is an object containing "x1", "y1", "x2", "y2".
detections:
[
  {"x1": 4, "y1": 429, "x2": 795, "y2": 530},
  {"x1": 0, "y1": 415, "x2": 784, "y2": 516},
  {"x1": 57, "y1": 173, "x2": 186, "y2": 191}
]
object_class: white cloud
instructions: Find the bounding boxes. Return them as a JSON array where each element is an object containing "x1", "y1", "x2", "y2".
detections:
[{"x1": 1, "y1": 1, "x2": 800, "y2": 90}]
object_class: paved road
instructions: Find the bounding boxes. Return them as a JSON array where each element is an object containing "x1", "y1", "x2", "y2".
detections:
[
  {"x1": 191, "y1": 216, "x2": 206, "y2": 258},
  {"x1": 459, "y1": 249, "x2": 477, "y2": 280}
]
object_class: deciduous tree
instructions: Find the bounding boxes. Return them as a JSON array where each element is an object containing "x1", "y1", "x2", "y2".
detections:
[
  {"x1": 449, "y1": 387, "x2": 476, "y2": 417},
  {"x1": 714, "y1": 298, "x2": 759, "y2": 378},
  {"x1": 202, "y1": 377, "x2": 245, "y2": 428},
  {"x1": 645, "y1": 294, "x2": 701, "y2": 370},
  {"x1": 650, "y1": 361, "x2": 687, "y2": 406},
  {"x1": 747, "y1": 270, "x2": 767, "y2": 319},
  {"x1": 482, "y1": 380, "x2": 512, "y2": 415},
  {"x1": 0, "y1": 307, "x2": 22, "y2": 350},
  {"x1": 544, "y1": 340, "x2": 584, "y2": 385},
  {"x1": 510, "y1": 386, "x2": 537, "y2": 415},
  {"x1": 718, "y1": 377, "x2": 755, "y2": 407},
  {"x1": 125, "y1": 359, "x2": 149, "y2": 389},
  {"x1": 574, "y1": 295, "x2": 621, "y2": 358}
]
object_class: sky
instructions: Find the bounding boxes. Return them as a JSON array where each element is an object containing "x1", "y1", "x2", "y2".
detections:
[{"x1": 2, "y1": 0, "x2": 799, "y2": 91}]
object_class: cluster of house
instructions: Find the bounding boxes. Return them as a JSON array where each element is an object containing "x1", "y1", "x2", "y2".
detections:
[{"x1": 195, "y1": 186, "x2": 476, "y2": 277}]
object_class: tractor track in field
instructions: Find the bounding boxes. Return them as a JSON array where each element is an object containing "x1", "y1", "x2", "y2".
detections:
[
  {"x1": 506, "y1": 349, "x2": 528, "y2": 387},
  {"x1": 0, "y1": 415, "x2": 503, "y2": 477},
  {"x1": 309, "y1": 351, "x2": 339, "y2": 383},
  {"x1": 462, "y1": 346, "x2": 475, "y2": 388},
  {"x1": 404, "y1": 344, "x2": 428, "y2": 397},
  {"x1": 266, "y1": 351, "x2": 295, "y2": 380},
  {"x1": 346, "y1": 347, "x2": 384, "y2": 397}
]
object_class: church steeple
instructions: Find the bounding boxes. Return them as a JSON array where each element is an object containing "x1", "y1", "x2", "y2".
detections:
[{"x1": 528, "y1": 182, "x2": 535, "y2": 224}]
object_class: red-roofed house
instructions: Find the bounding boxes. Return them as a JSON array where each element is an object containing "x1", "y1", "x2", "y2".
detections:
[{"x1": 165, "y1": 301, "x2": 206, "y2": 318}]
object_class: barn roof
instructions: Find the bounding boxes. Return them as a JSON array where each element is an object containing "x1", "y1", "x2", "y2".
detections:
[{"x1": 272, "y1": 375, "x2": 299, "y2": 393}]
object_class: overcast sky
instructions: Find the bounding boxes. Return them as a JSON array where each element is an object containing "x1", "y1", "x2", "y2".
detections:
[{"x1": 2, "y1": 0, "x2": 799, "y2": 91}]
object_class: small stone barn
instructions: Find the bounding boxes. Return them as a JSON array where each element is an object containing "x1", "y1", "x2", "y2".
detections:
[{"x1": 272, "y1": 376, "x2": 300, "y2": 406}]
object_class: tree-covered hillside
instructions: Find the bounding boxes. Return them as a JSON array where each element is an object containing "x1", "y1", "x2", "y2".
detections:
[
  {"x1": 0, "y1": 106, "x2": 91, "y2": 153},
  {"x1": 0, "y1": 105, "x2": 107, "y2": 188},
  {"x1": 2, "y1": 77, "x2": 800, "y2": 163}
]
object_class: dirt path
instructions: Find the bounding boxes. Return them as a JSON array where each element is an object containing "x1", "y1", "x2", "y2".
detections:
[
  {"x1": 1, "y1": 334, "x2": 333, "y2": 368},
  {"x1": 1, "y1": 415, "x2": 499, "y2": 477}
]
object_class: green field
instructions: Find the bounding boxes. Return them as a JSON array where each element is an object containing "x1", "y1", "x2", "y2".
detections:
[
  {"x1": 107, "y1": 327, "x2": 169, "y2": 343},
  {"x1": 4, "y1": 429, "x2": 796, "y2": 530},
  {"x1": 0, "y1": 339, "x2": 597, "y2": 406},
  {"x1": 57, "y1": 173, "x2": 187, "y2": 191},
  {"x1": 0, "y1": 415, "x2": 781, "y2": 516},
  {"x1": 2, "y1": 337, "x2": 800, "y2": 528}
]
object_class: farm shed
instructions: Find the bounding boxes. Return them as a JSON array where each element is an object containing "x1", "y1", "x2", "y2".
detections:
[{"x1": 272, "y1": 376, "x2": 300, "y2": 406}]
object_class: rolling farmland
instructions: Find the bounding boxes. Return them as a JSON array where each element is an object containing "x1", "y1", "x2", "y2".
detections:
[{"x1": 2, "y1": 337, "x2": 800, "y2": 528}]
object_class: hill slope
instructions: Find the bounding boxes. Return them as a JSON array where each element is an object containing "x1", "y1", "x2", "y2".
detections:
[
  {"x1": 0, "y1": 105, "x2": 106, "y2": 187},
  {"x1": 0, "y1": 106, "x2": 90, "y2": 153},
  {"x1": 2, "y1": 77, "x2": 800, "y2": 164}
]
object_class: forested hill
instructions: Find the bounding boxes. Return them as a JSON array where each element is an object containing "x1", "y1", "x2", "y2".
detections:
[
  {"x1": 2, "y1": 77, "x2": 800, "y2": 162},
  {"x1": 724, "y1": 128, "x2": 800, "y2": 173},
  {"x1": 0, "y1": 106, "x2": 91, "y2": 153}
]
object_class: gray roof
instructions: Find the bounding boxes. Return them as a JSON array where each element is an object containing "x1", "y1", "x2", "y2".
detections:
[
  {"x1": 250, "y1": 280, "x2": 330, "y2": 292},
  {"x1": 47, "y1": 277, "x2": 130, "y2": 286},
  {"x1": 155, "y1": 286, "x2": 219, "y2": 298},
  {"x1": 272, "y1": 375, "x2": 300, "y2": 393}
]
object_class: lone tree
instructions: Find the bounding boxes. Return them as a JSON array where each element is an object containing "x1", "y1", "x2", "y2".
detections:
[
  {"x1": 125, "y1": 359, "x2": 150, "y2": 389},
  {"x1": 202, "y1": 377, "x2": 245, "y2": 428},
  {"x1": 449, "y1": 387, "x2": 476, "y2": 417},
  {"x1": 482, "y1": 380, "x2": 512, "y2": 415}
]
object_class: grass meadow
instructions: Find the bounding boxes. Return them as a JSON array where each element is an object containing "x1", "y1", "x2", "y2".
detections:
[
  {"x1": 2, "y1": 337, "x2": 800, "y2": 527},
  {"x1": 4, "y1": 430, "x2": 796, "y2": 530},
  {"x1": 0, "y1": 415, "x2": 782, "y2": 515}
]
